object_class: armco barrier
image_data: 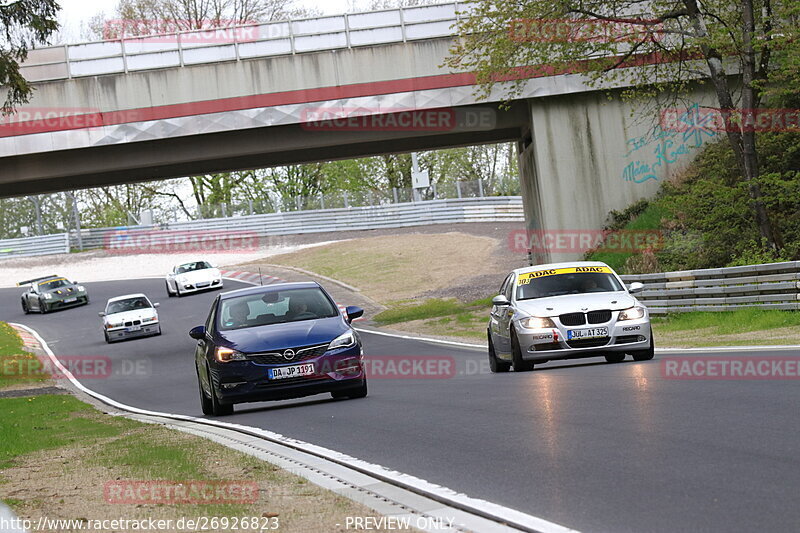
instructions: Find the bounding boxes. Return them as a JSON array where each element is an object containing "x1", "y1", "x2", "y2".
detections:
[
  {"x1": 69, "y1": 197, "x2": 524, "y2": 250},
  {"x1": 0, "y1": 233, "x2": 69, "y2": 259},
  {"x1": 620, "y1": 261, "x2": 800, "y2": 314}
]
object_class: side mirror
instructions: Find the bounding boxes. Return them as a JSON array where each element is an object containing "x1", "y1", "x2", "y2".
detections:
[
  {"x1": 189, "y1": 325, "x2": 206, "y2": 340},
  {"x1": 627, "y1": 282, "x2": 645, "y2": 294},
  {"x1": 492, "y1": 295, "x2": 510, "y2": 306},
  {"x1": 153, "y1": 302, "x2": 160, "y2": 308},
  {"x1": 98, "y1": 311, "x2": 106, "y2": 317},
  {"x1": 345, "y1": 306, "x2": 364, "y2": 323}
]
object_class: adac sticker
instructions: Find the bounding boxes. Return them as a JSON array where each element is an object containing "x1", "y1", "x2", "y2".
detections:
[{"x1": 517, "y1": 266, "x2": 612, "y2": 285}]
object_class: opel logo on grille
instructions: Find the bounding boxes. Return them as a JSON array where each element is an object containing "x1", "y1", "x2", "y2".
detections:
[{"x1": 283, "y1": 349, "x2": 296, "y2": 361}]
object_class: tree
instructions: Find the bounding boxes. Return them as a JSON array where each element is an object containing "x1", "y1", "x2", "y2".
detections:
[
  {"x1": 446, "y1": 0, "x2": 800, "y2": 252},
  {"x1": 0, "y1": 0, "x2": 60, "y2": 113}
]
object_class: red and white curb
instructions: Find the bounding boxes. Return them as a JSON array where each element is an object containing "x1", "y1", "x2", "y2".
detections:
[{"x1": 220, "y1": 269, "x2": 357, "y2": 321}]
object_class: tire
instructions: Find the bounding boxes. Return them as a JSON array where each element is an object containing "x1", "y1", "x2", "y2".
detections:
[
  {"x1": 331, "y1": 380, "x2": 368, "y2": 399},
  {"x1": 207, "y1": 365, "x2": 233, "y2": 416},
  {"x1": 605, "y1": 352, "x2": 626, "y2": 363},
  {"x1": 154, "y1": 325, "x2": 162, "y2": 336},
  {"x1": 39, "y1": 298, "x2": 49, "y2": 314},
  {"x1": 198, "y1": 367, "x2": 214, "y2": 416},
  {"x1": 176, "y1": 286, "x2": 183, "y2": 298},
  {"x1": 488, "y1": 331, "x2": 511, "y2": 373},
  {"x1": 166, "y1": 281, "x2": 175, "y2": 297},
  {"x1": 511, "y1": 330, "x2": 534, "y2": 372},
  {"x1": 21, "y1": 299, "x2": 29, "y2": 315},
  {"x1": 632, "y1": 330, "x2": 655, "y2": 361},
  {"x1": 104, "y1": 330, "x2": 112, "y2": 344}
]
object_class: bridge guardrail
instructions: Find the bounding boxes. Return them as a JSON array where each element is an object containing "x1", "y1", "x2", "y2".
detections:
[
  {"x1": 620, "y1": 262, "x2": 800, "y2": 314},
  {"x1": 69, "y1": 196, "x2": 524, "y2": 250},
  {"x1": 20, "y1": 2, "x2": 464, "y2": 83},
  {"x1": 0, "y1": 233, "x2": 70, "y2": 259}
]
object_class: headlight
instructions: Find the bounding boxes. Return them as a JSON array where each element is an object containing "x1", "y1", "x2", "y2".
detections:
[
  {"x1": 519, "y1": 316, "x2": 556, "y2": 329},
  {"x1": 142, "y1": 316, "x2": 157, "y2": 323},
  {"x1": 619, "y1": 306, "x2": 646, "y2": 321},
  {"x1": 43, "y1": 293, "x2": 53, "y2": 299},
  {"x1": 106, "y1": 321, "x2": 123, "y2": 329},
  {"x1": 328, "y1": 330, "x2": 357, "y2": 351},
  {"x1": 76, "y1": 285, "x2": 86, "y2": 292},
  {"x1": 216, "y1": 347, "x2": 247, "y2": 362}
]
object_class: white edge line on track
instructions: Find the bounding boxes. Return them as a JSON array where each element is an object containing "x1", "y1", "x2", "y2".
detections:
[{"x1": 9, "y1": 322, "x2": 579, "y2": 533}]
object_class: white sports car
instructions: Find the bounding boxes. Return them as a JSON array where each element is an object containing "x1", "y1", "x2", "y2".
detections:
[
  {"x1": 100, "y1": 294, "x2": 161, "y2": 343},
  {"x1": 165, "y1": 261, "x2": 223, "y2": 297},
  {"x1": 488, "y1": 261, "x2": 654, "y2": 372}
]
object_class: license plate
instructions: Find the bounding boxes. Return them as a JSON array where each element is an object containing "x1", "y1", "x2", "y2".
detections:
[
  {"x1": 126, "y1": 325, "x2": 141, "y2": 332},
  {"x1": 567, "y1": 327, "x2": 608, "y2": 340},
  {"x1": 197, "y1": 282, "x2": 210, "y2": 288},
  {"x1": 64, "y1": 297, "x2": 77, "y2": 303},
  {"x1": 268, "y1": 363, "x2": 315, "y2": 380}
]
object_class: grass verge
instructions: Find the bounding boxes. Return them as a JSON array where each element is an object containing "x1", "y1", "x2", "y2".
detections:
[
  {"x1": 0, "y1": 322, "x2": 46, "y2": 390},
  {"x1": 652, "y1": 309, "x2": 800, "y2": 348},
  {"x1": 372, "y1": 297, "x2": 492, "y2": 341}
]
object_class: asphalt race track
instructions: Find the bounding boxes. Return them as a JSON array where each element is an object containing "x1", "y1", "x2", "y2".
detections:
[{"x1": 2, "y1": 278, "x2": 799, "y2": 532}]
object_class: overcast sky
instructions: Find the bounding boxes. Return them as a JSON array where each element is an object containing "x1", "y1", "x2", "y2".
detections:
[{"x1": 56, "y1": 0, "x2": 371, "y2": 42}]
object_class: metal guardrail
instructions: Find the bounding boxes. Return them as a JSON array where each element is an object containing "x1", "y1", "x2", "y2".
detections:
[
  {"x1": 0, "y1": 233, "x2": 70, "y2": 259},
  {"x1": 69, "y1": 196, "x2": 524, "y2": 250},
  {"x1": 621, "y1": 262, "x2": 800, "y2": 314},
  {"x1": 19, "y1": 2, "x2": 463, "y2": 83}
]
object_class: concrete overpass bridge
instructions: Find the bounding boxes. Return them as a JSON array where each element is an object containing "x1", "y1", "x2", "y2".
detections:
[{"x1": 0, "y1": 2, "x2": 714, "y2": 261}]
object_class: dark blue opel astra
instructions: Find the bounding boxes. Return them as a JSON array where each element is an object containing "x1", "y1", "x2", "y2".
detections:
[{"x1": 190, "y1": 282, "x2": 366, "y2": 416}]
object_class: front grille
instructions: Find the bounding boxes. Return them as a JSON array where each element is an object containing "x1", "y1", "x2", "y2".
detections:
[
  {"x1": 256, "y1": 374, "x2": 330, "y2": 387},
  {"x1": 124, "y1": 320, "x2": 142, "y2": 327},
  {"x1": 566, "y1": 338, "x2": 609, "y2": 349},
  {"x1": 615, "y1": 335, "x2": 640, "y2": 344},
  {"x1": 560, "y1": 313, "x2": 586, "y2": 326},
  {"x1": 587, "y1": 310, "x2": 612, "y2": 324},
  {"x1": 248, "y1": 343, "x2": 329, "y2": 365}
]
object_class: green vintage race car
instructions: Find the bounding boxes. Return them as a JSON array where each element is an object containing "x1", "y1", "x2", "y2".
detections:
[{"x1": 18, "y1": 275, "x2": 89, "y2": 314}]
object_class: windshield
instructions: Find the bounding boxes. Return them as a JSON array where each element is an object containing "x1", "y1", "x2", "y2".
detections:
[
  {"x1": 516, "y1": 269, "x2": 624, "y2": 300},
  {"x1": 218, "y1": 288, "x2": 338, "y2": 331},
  {"x1": 107, "y1": 297, "x2": 152, "y2": 314},
  {"x1": 38, "y1": 278, "x2": 69, "y2": 291},
  {"x1": 176, "y1": 261, "x2": 212, "y2": 274}
]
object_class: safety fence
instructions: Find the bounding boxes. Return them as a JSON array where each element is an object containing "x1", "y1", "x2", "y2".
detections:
[
  {"x1": 0, "y1": 233, "x2": 70, "y2": 259},
  {"x1": 620, "y1": 261, "x2": 800, "y2": 314}
]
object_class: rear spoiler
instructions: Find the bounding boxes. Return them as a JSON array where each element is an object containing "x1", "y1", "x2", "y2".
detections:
[{"x1": 17, "y1": 275, "x2": 58, "y2": 287}]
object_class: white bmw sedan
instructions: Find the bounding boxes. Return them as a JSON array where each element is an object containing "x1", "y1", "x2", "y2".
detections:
[
  {"x1": 100, "y1": 294, "x2": 161, "y2": 343},
  {"x1": 165, "y1": 261, "x2": 223, "y2": 297},
  {"x1": 488, "y1": 261, "x2": 653, "y2": 372}
]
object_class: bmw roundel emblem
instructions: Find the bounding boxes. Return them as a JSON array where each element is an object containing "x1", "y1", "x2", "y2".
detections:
[{"x1": 283, "y1": 349, "x2": 296, "y2": 361}]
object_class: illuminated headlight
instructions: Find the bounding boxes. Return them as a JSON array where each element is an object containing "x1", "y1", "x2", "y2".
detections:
[
  {"x1": 76, "y1": 285, "x2": 86, "y2": 293},
  {"x1": 328, "y1": 330, "x2": 357, "y2": 351},
  {"x1": 519, "y1": 316, "x2": 556, "y2": 329},
  {"x1": 619, "y1": 306, "x2": 646, "y2": 321},
  {"x1": 216, "y1": 347, "x2": 247, "y2": 363},
  {"x1": 43, "y1": 293, "x2": 53, "y2": 300}
]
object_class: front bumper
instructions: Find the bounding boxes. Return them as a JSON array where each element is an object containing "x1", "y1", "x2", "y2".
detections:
[
  {"x1": 516, "y1": 313, "x2": 651, "y2": 361},
  {"x1": 177, "y1": 279, "x2": 223, "y2": 293},
  {"x1": 106, "y1": 322, "x2": 160, "y2": 340},
  {"x1": 46, "y1": 295, "x2": 89, "y2": 310},
  {"x1": 211, "y1": 344, "x2": 364, "y2": 405}
]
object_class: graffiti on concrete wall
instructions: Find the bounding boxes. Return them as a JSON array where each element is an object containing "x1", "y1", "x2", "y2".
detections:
[{"x1": 622, "y1": 103, "x2": 718, "y2": 183}]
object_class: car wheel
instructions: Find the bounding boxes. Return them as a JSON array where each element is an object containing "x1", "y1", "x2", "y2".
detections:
[
  {"x1": 154, "y1": 325, "x2": 162, "y2": 336},
  {"x1": 488, "y1": 331, "x2": 510, "y2": 373},
  {"x1": 632, "y1": 330, "x2": 655, "y2": 361},
  {"x1": 605, "y1": 352, "x2": 626, "y2": 363},
  {"x1": 332, "y1": 379, "x2": 368, "y2": 399},
  {"x1": 198, "y1": 367, "x2": 214, "y2": 416},
  {"x1": 176, "y1": 286, "x2": 183, "y2": 298},
  {"x1": 166, "y1": 281, "x2": 175, "y2": 297},
  {"x1": 21, "y1": 299, "x2": 29, "y2": 315},
  {"x1": 104, "y1": 330, "x2": 112, "y2": 344},
  {"x1": 511, "y1": 330, "x2": 534, "y2": 372},
  {"x1": 207, "y1": 365, "x2": 233, "y2": 416},
  {"x1": 39, "y1": 299, "x2": 49, "y2": 314}
]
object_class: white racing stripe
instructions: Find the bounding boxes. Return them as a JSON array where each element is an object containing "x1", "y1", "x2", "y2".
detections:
[{"x1": 11, "y1": 322, "x2": 579, "y2": 533}]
